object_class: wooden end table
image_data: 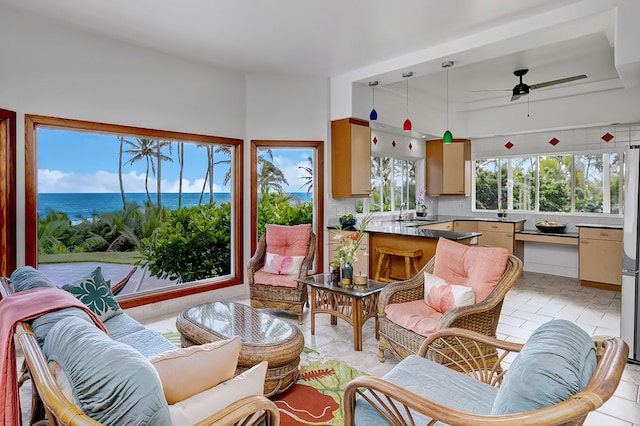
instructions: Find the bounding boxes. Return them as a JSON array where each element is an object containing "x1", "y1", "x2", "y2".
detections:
[
  {"x1": 176, "y1": 301, "x2": 304, "y2": 396},
  {"x1": 297, "y1": 274, "x2": 386, "y2": 351}
]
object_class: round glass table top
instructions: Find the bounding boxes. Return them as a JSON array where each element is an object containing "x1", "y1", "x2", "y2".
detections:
[{"x1": 183, "y1": 301, "x2": 295, "y2": 345}]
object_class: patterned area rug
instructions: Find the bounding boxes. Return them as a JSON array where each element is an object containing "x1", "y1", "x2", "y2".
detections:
[{"x1": 161, "y1": 331, "x2": 364, "y2": 425}]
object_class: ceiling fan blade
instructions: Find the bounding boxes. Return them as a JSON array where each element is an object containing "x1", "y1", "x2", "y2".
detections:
[
  {"x1": 471, "y1": 89, "x2": 511, "y2": 92},
  {"x1": 510, "y1": 93, "x2": 524, "y2": 102},
  {"x1": 529, "y1": 74, "x2": 587, "y2": 90}
]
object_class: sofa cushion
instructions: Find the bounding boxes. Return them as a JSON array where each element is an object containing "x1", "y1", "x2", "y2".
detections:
[
  {"x1": 62, "y1": 267, "x2": 123, "y2": 322},
  {"x1": 265, "y1": 223, "x2": 311, "y2": 256},
  {"x1": 102, "y1": 310, "x2": 146, "y2": 340},
  {"x1": 10, "y1": 266, "x2": 57, "y2": 292},
  {"x1": 43, "y1": 316, "x2": 171, "y2": 425},
  {"x1": 262, "y1": 252, "x2": 305, "y2": 275},
  {"x1": 253, "y1": 270, "x2": 299, "y2": 288},
  {"x1": 149, "y1": 337, "x2": 242, "y2": 404},
  {"x1": 385, "y1": 300, "x2": 443, "y2": 337},
  {"x1": 424, "y1": 272, "x2": 475, "y2": 313},
  {"x1": 115, "y1": 328, "x2": 178, "y2": 358},
  {"x1": 491, "y1": 319, "x2": 597, "y2": 415},
  {"x1": 354, "y1": 354, "x2": 497, "y2": 425},
  {"x1": 31, "y1": 307, "x2": 94, "y2": 347},
  {"x1": 168, "y1": 361, "x2": 268, "y2": 425},
  {"x1": 433, "y1": 238, "x2": 509, "y2": 302}
]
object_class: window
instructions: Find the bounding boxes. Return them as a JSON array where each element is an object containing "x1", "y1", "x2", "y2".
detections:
[
  {"x1": 26, "y1": 115, "x2": 243, "y2": 309},
  {"x1": 367, "y1": 157, "x2": 416, "y2": 212},
  {"x1": 474, "y1": 151, "x2": 622, "y2": 215}
]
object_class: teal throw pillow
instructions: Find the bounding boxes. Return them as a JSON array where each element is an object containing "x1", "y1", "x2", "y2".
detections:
[
  {"x1": 43, "y1": 316, "x2": 171, "y2": 425},
  {"x1": 491, "y1": 319, "x2": 597, "y2": 415},
  {"x1": 62, "y1": 267, "x2": 122, "y2": 322}
]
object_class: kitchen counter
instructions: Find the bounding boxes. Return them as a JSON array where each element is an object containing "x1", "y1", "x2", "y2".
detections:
[
  {"x1": 575, "y1": 223, "x2": 623, "y2": 230},
  {"x1": 515, "y1": 229, "x2": 579, "y2": 246},
  {"x1": 328, "y1": 219, "x2": 481, "y2": 241}
]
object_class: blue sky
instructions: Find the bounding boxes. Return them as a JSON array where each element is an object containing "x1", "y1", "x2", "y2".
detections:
[{"x1": 37, "y1": 128, "x2": 313, "y2": 194}]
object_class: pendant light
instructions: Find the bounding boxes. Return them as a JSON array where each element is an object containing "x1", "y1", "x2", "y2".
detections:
[
  {"x1": 442, "y1": 61, "x2": 454, "y2": 143},
  {"x1": 402, "y1": 72, "x2": 413, "y2": 132},
  {"x1": 369, "y1": 81, "x2": 378, "y2": 121}
]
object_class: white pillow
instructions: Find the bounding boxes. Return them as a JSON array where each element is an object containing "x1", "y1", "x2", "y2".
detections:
[
  {"x1": 262, "y1": 252, "x2": 305, "y2": 275},
  {"x1": 423, "y1": 272, "x2": 447, "y2": 302},
  {"x1": 167, "y1": 361, "x2": 268, "y2": 425},
  {"x1": 424, "y1": 272, "x2": 475, "y2": 313}
]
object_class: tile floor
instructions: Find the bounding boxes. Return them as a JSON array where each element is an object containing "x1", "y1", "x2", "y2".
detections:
[{"x1": 144, "y1": 271, "x2": 640, "y2": 425}]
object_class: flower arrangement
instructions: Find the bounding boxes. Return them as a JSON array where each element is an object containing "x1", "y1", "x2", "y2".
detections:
[
  {"x1": 335, "y1": 214, "x2": 373, "y2": 265},
  {"x1": 497, "y1": 195, "x2": 507, "y2": 217},
  {"x1": 416, "y1": 189, "x2": 433, "y2": 215}
]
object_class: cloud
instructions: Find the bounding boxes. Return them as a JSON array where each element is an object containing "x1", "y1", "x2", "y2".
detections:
[
  {"x1": 273, "y1": 154, "x2": 312, "y2": 193},
  {"x1": 38, "y1": 169, "x2": 224, "y2": 193}
]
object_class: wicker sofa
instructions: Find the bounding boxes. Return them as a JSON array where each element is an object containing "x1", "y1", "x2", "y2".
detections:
[{"x1": 0, "y1": 267, "x2": 279, "y2": 426}]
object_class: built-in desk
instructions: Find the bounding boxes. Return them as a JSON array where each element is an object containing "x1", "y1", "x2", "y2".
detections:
[{"x1": 515, "y1": 230, "x2": 579, "y2": 246}]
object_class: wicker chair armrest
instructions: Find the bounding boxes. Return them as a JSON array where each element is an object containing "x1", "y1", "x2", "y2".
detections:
[
  {"x1": 195, "y1": 395, "x2": 280, "y2": 426},
  {"x1": 297, "y1": 231, "x2": 317, "y2": 281},
  {"x1": 377, "y1": 257, "x2": 435, "y2": 315},
  {"x1": 417, "y1": 327, "x2": 523, "y2": 357},
  {"x1": 247, "y1": 235, "x2": 268, "y2": 284}
]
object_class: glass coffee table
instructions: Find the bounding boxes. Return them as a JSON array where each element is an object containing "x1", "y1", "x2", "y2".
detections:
[
  {"x1": 176, "y1": 301, "x2": 304, "y2": 396},
  {"x1": 297, "y1": 274, "x2": 386, "y2": 351}
]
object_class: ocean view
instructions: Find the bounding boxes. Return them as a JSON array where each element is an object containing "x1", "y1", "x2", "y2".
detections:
[{"x1": 38, "y1": 192, "x2": 312, "y2": 220}]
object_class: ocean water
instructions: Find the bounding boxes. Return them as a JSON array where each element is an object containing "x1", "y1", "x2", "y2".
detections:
[{"x1": 38, "y1": 192, "x2": 312, "y2": 220}]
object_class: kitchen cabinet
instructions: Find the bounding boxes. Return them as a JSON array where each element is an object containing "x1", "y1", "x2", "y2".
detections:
[
  {"x1": 425, "y1": 138, "x2": 471, "y2": 196},
  {"x1": 476, "y1": 221, "x2": 524, "y2": 258},
  {"x1": 419, "y1": 221, "x2": 454, "y2": 231},
  {"x1": 579, "y1": 227, "x2": 622, "y2": 289},
  {"x1": 331, "y1": 118, "x2": 371, "y2": 198},
  {"x1": 453, "y1": 221, "x2": 478, "y2": 232},
  {"x1": 328, "y1": 229, "x2": 369, "y2": 277}
]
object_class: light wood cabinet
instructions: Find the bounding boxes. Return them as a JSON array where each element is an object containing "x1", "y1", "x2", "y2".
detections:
[
  {"x1": 476, "y1": 221, "x2": 524, "y2": 258},
  {"x1": 328, "y1": 229, "x2": 369, "y2": 276},
  {"x1": 453, "y1": 221, "x2": 478, "y2": 232},
  {"x1": 579, "y1": 227, "x2": 622, "y2": 289},
  {"x1": 331, "y1": 118, "x2": 371, "y2": 198},
  {"x1": 419, "y1": 221, "x2": 454, "y2": 231},
  {"x1": 425, "y1": 138, "x2": 471, "y2": 196}
]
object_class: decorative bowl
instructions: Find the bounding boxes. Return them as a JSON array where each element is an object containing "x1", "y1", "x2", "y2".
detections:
[
  {"x1": 535, "y1": 223, "x2": 567, "y2": 233},
  {"x1": 339, "y1": 216, "x2": 357, "y2": 229}
]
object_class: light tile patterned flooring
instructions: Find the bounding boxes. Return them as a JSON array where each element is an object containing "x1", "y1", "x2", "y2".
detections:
[{"x1": 146, "y1": 271, "x2": 639, "y2": 425}]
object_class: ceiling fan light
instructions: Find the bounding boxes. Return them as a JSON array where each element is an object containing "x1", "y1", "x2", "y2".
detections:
[
  {"x1": 403, "y1": 118, "x2": 412, "y2": 132},
  {"x1": 369, "y1": 108, "x2": 378, "y2": 121},
  {"x1": 443, "y1": 130, "x2": 453, "y2": 143}
]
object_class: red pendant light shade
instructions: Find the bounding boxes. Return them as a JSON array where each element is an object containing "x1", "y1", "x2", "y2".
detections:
[{"x1": 403, "y1": 119, "x2": 412, "y2": 132}]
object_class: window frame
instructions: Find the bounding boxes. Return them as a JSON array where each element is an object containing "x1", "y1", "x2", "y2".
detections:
[
  {"x1": 473, "y1": 148, "x2": 624, "y2": 217},
  {"x1": 25, "y1": 114, "x2": 244, "y2": 309}
]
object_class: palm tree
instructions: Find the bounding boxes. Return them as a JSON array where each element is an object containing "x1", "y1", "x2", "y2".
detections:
[
  {"x1": 177, "y1": 142, "x2": 185, "y2": 208},
  {"x1": 155, "y1": 140, "x2": 173, "y2": 209},
  {"x1": 123, "y1": 138, "x2": 172, "y2": 205},
  {"x1": 298, "y1": 155, "x2": 313, "y2": 194},
  {"x1": 117, "y1": 136, "x2": 127, "y2": 210},
  {"x1": 214, "y1": 145, "x2": 232, "y2": 186},
  {"x1": 258, "y1": 156, "x2": 288, "y2": 196},
  {"x1": 198, "y1": 145, "x2": 214, "y2": 204}
]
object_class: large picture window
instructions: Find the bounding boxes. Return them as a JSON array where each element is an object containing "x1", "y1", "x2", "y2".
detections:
[
  {"x1": 25, "y1": 115, "x2": 243, "y2": 309},
  {"x1": 474, "y1": 151, "x2": 622, "y2": 215}
]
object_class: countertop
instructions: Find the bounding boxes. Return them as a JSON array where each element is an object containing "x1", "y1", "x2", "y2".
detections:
[
  {"x1": 575, "y1": 223, "x2": 623, "y2": 230},
  {"x1": 518, "y1": 229, "x2": 579, "y2": 238}
]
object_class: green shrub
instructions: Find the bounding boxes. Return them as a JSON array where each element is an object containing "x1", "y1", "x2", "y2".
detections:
[{"x1": 139, "y1": 203, "x2": 231, "y2": 283}]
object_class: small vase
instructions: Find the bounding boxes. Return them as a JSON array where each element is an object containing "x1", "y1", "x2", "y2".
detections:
[
  {"x1": 330, "y1": 264, "x2": 340, "y2": 284},
  {"x1": 341, "y1": 263, "x2": 353, "y2": 286},
  {"x1": 416, "y1": 211, "x2": 427, "y2": 217},
  {"x1": 497, "y1": 211, "x2": 507, "y2": 218}
]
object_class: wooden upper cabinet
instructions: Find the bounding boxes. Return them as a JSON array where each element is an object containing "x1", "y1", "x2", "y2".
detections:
[
  {"x1": 425, "y1": 138, "x2": 471, "y2": 196},
  {"x1": 331, "y1": 118, "x2": 371, "y2": 198}
]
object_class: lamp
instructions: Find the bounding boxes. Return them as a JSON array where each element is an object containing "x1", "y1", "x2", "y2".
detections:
[
  {"x1": 442, "y1": 61, "x2": 454, "y2": 143},
  {"x1": 402, "y1": 72, "x2": 413, "y2": 132},
  {"x1": 369, "y1": 81, "x2": 378, "y2": 121}
]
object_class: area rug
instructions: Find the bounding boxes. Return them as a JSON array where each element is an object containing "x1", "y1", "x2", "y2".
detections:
[{"x1": 161, "y1": 331, "x2": 365, "y2": 425}]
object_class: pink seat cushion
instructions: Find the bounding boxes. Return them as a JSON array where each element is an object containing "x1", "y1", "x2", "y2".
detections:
[
  {"x1": 385, "y1": 300, "x2": 444, "y2": 337},
  {"x1": 432, "y1": 238, "x2": 509, "y2": 302},
  {"x1": 265, "y1": 223, "x2": 311, "y2": 256},
  {"x1": 253, "y1": 270, "x2": 299, "y2": 288}
]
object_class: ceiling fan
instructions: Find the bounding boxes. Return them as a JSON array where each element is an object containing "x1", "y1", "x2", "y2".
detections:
[{"x1": 477, "y1": 69, "x2": 588, "y2": 101}]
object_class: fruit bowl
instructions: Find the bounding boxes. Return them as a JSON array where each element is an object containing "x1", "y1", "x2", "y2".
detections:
[
  {"x1": 339, "y1": 215, "x2": 357, "y2": 229},
  {"x1": 535, "y1": 222, "x2": 567, "y2": 233}
]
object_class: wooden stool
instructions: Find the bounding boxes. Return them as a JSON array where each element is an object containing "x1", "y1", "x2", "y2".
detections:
[{"x1": 374, "y1": 246, "x2": 423, "y2": 283}]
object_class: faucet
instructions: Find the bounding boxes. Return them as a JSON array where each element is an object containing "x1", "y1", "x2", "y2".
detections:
[{"x1": 398, "y1": 202, "x2": 408, "y2": 220}]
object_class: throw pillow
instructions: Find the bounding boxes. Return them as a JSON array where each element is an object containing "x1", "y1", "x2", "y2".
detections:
[
  {"x1": 423, "y1": 272, "x2": 475, "y2": 313},
  {"x1": 43, "y1": 316, "x2": 171, "y2": 425},
  {"x1": 149, "y1": 337, "x2": 242, "y2": 405},
  {"x1": 167, "y1": 361, "x2": 268, "y2": 425},
  {"x1": 265, "y1": 223, "x2": 311, "y2": 256},
  {"x1": 262, "y1": 252, "x2": 305, "y2": 275},
  {"x1": 62, "y1": 267, "x2": 122, "y2": 322},
  {"x1": 10, "y1": 266, "x2": 57, "y2": 292},
  {"x1": 491, "y1": 319, "x2": 597, "y2": 415}
]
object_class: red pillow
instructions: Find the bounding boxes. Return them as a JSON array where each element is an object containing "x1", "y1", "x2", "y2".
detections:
[
  {"x1": 432, "y1": 238, "x2": 509, "y2": 302},
  {"x1": 265, "y1": 224, "x2": 311, "y2": 256}
]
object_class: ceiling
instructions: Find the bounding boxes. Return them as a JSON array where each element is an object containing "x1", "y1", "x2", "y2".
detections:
[{"x1": 1, "y1": 0, "x2": 626, "y2": 110}]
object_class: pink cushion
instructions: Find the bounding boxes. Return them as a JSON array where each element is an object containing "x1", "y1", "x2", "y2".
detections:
[
  {"x1": 265, "y1": 224, "x2": 311, "y2": 257},
  {"x1": 432, "y1": 238, "x2": 509, "y2": 302},
  {"x1": 426, "y1": 282, "x2": 475, "y2": 314},
  {"x1": 385, "y1": 300, "x2": 444, "y2": 337},
  {"x1": 262, "y1": 253, "x2": 305, "y2": 275},
  {"x1": 253, "y1": 270, "x2": 299, "y2": 288}
]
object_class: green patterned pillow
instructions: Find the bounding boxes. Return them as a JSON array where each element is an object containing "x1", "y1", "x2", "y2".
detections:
[{"x1": 62, "y1": 267, "x2": 122, "y2": 322}]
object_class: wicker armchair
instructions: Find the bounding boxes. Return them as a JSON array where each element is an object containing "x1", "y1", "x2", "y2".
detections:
[
  {"x1": 378, "y1": 253, "x2": 523, "y2": 362},
  {"x1": 345, "y1": 327, "x2": 628, "y2": 426},
  {"x1": 247, "y1": 226, "x2": 316, "y2": 324}
]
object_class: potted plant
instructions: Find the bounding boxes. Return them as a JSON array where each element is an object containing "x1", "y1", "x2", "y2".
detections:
[
  {"x1": 335, "y1": 214, "x2": 373, "y2": 286},
  {"x1": 416, "y1": 190, "x2": 433, "y2": 217},
  {"x1": 497, "y1": 195, "x2": 507, "y2": 218}
]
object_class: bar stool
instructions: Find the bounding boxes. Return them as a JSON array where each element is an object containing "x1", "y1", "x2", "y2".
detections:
[{"x1": 374, "y1": 246, "x2": 423, "y2": 283}]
